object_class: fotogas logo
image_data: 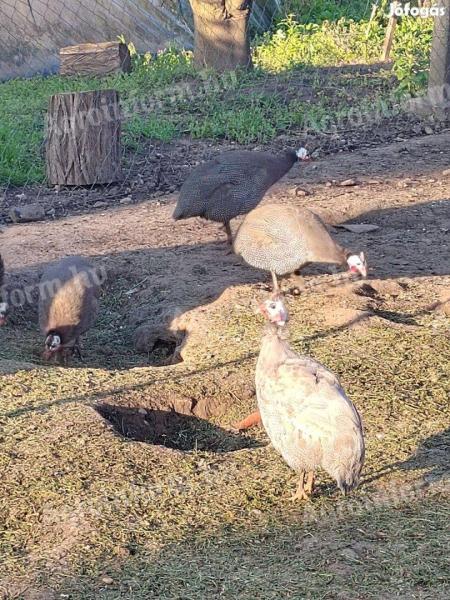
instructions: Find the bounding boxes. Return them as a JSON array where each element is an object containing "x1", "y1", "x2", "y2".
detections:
[{"x1": 388, "y1": 2, "x2": 446, "y2": 18}]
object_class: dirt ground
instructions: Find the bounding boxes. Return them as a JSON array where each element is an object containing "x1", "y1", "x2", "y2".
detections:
[{"x1": 0, "y1": 132, "x2": 449, "y2": 599}]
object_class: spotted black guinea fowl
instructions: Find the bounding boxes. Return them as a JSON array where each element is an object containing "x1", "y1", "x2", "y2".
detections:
[
  {"x1": 38, "y1": 256, "x2": 101, "y2": 364},
  {"x1": 234, "y1": 204, "x2": 367, "y2": 291},
  {"x1": 173, "y1": 148, "x2": 309, "y2": 243},
  {"x1": 0, "y1": 253, "x2": 7, "y2": 325}
]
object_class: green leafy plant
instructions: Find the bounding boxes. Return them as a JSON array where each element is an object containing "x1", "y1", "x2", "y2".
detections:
[{"x1": 392, "y1": 16, "x2": 433, "y2": 95}]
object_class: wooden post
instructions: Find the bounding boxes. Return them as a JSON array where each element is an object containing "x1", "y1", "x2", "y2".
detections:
[
  {"x1": 46, "y1": 90, "x2": 122, "y2": 186},
  {"x1": 189, "y1": 0, "x2": 253, "y2": 71},
  {"x1": 381, "y1": 2, "x2": 399, "y2": 61},
  {"x1": 60, "y1": 42, "x2": 132, "y2": 77},
  {"x1": 428, "y1": 0, "x2": 450, "y2": 106}
]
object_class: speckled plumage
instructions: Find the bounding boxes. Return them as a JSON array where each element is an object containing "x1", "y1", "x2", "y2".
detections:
[
  {"x1": 0, "y1": 253, "x2": 7, "y2": 323},
  {"x1": 256, "y1": 323, "x2": 365, "y2": 495},
  {"x1": 38, "y1": 256, "x2": 100, "y2": 348},
  {"x1": 173, "y1": 150, "x2": 298, "y2": 224},
  {"x1": 0, "y1": 254, "x2": 4, "y2": 291},
  {"x1": 234, "y1": 204, "x2": 347, "y2": 277}
]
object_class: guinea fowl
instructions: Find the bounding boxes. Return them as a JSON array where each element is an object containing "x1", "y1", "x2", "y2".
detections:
[
  {"x1": 173, "y1": 148, "x2": 309, "y2": 244},
  {"x1": 0, "y1": 253, "x2": 7, "y2": 325},
  {"x1": 252, "y1": 294, "x2": 365, "y2": 500},
  {"x1": 38, "y1": 256, "x2": 101, "y2": 363},
  {"x1": 234, "y1": 204, "x2": 367, "y2": 291}
]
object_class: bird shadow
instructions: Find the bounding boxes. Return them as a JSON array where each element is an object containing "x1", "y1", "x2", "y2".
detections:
[{"x1": 361, "y1": 426, "x2": 450, "y2": 490}]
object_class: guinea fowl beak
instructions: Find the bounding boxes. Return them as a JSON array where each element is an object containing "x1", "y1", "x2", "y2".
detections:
[{"x1": 276, "y1": 308, "x2": 288, "y2": 326}]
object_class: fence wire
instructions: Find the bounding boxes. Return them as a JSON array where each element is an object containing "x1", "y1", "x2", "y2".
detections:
[{"x1": 0, "y1": 0, "x2": 449, "y2": 223}]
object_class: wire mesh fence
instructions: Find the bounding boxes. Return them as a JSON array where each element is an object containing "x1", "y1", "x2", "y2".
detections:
[{"x1": 0, "y1": 0, "x2": 449, "y2": 223}]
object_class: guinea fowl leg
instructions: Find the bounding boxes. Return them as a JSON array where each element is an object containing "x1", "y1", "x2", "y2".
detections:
[
  {"x1": 271, "y1": 271, "x2": 280, "y2": 292},
  {"x1": 224, "y1": 222, "x2": 233, "y2": 245},
  {"x1": 233, "y1": 410, "x2": 262, "y2": 431},
  {"x1": 58, "y1": 348, "x2": 70, "y2": 366},
  {"x1": 291, "y1": 472, "x2": 311, "y2": 501},
  {"x1": 304, "y1": 471, "x2": 315, "y2": 496},
  {"x1": 73, "y1": 339, "x2": 84, "y2": 361}
]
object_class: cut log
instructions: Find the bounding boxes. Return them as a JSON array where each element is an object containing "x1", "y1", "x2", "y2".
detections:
[
  {"x1": 60, "y1": 42, "x2": 131, "y2": 76},
  {"x1": 46, "y1": 90, "x2": 122, "y2": 186}
]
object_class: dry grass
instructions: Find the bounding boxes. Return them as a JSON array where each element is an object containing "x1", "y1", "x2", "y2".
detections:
[{"x1": 1, "y1": 277, "x2": 449, "y2": 599}]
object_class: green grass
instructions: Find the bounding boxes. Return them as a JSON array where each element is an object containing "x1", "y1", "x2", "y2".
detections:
[
  {"x1": 284, "y1": 0, "x2": 373, "y2": 23},
  {"x1": 0, "y1": 9, "x2": 434, "y2": 186}
]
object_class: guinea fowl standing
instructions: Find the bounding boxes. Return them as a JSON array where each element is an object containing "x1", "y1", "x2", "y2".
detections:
[
  {"x1": 253, "y1": 295, "x2": 365, "y2": 500},
  {"x1": 0, "y1": 253, "x2": 7, "y2": 325},
  {"x1": 173, "y1": 148, "x2": 309, "y2": 244},
  {"x1": 234, "y1": 204, "x2": 367, "y2": 291},
  {"x1": 38, "y1": 256, "x2": 100, "y2": 363}
]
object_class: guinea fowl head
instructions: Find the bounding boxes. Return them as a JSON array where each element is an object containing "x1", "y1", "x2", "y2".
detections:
[
  {"x1": 259, "y1": 294, "x2": 289, "y2": 327},
  {"x1": 43, "y1": 331, "x2": 62, "y2": 360},
  {"x1": 346, "y1": 252, "x2": 367, "y2": 278},
  {"x1": 295, "y1": 147, "x2": 310, "y2": 161}
]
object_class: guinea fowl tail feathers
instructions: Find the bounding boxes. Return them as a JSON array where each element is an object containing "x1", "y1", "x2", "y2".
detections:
[
  {"x1": 335, "y1": 445, "x2": 365, "y2": 496},
  {"x1": 337, "y1": 477, "x2": 359, "y2": 496},
  {"x1": 172, "y1": 208, "x2": 183, "y2": 220}
]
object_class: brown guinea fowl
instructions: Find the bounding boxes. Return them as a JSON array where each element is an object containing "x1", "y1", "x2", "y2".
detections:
[
  {"x1": 173, "y1": 148, "x2": 309, "y2": 244},
  {"x1": 0, "y1": 253, "x2": 8, "y2": 325},
  {"x1": 251, "y1": 294, "x2": 365, "y2": 500},
  {"x1": 234, "y1": 204, "x2": 367, "y2": 291},
  {"x1": 38, "y1": 256, "x2": 101, "y2": 363}
]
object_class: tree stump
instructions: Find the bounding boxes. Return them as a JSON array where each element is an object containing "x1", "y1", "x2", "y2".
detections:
[
  {"x1": 46, "y1": 90, "x2": 122, "y2": 186},
  {"x1": 189, "y1": 0, "x2": 253, "y2": 71},
  {"x1": 60, "y1": 42, "x2": 132, "y2": 77}
]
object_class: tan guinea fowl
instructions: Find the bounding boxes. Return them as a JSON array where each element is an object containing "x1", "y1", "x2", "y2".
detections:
[
  {"x1": 0, "y1": 253, "x2": 8, "y2": 325},
  {"x1": 233, "y1": 204, "x2": 367, "y2": 291},
  {"x1": 38, "y1": 255, "x2": 102, "y2": 364},
  {"x1": 173, "y1": 148, "x2": 309, "y2": 244},
  {"x1": 254, "y1": 294, "x2": 365, "y2": 500}
]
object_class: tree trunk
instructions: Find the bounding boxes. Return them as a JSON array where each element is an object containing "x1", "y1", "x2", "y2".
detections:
[
  {"x1": 189, "y1": 0, "x2": 253, "y2": 71},
  {"x1": 46, "y1": 90, "x2": 122, "y2": 186},
  {"x1": 428, "y1": 0, "x2": 450, "y2": 106}
]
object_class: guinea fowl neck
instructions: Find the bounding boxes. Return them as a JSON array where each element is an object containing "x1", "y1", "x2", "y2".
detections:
[
  {"x1": 284, "y1": 150, "x2": 298, "y2": 164},
  {"x1": 262, "y1": 322, "x2": 289, "y2": 340},
  {"x1": 259, "y1": 323, "x2": 290, "y2": 370}
]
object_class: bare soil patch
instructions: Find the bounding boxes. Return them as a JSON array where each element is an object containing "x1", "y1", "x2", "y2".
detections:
[{"x1": 0, "y1": 131, "x2": 448, "y2": 599}]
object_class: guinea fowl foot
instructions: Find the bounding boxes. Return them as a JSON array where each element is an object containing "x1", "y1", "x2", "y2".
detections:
[
  {"x1": 291, "y1": 472, "x2": 312, "y2": 501},
  {"x1": 233, "y1": 410, "x2": 262, "y2": 431},
  {"x1": 290, "y1": 274, "x2": 307, "y2": 295}
]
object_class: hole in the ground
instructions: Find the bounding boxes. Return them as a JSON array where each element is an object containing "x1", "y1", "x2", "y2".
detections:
[
  {"x1": 133, "y1": 325, "x2": 185, "y2": 367},
  {"x1": 96, "y1": 404, "x2": 263, "y2": 452},
  {"x1": 151, "y1": 337, "x2": 179, "y2": 365}
]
